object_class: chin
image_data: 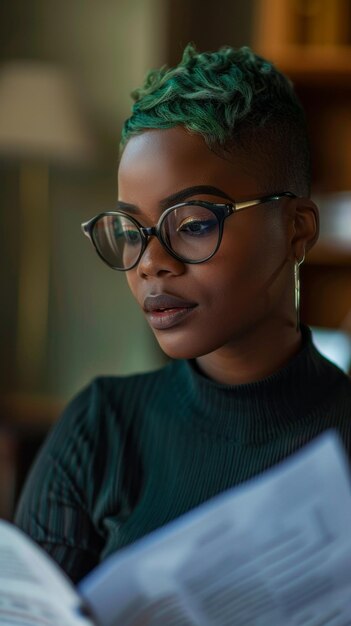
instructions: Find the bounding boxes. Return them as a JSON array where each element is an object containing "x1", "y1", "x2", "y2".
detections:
[
  {"x1": 154, "y1": 332, "x2": 223, "y2": 361},
  {"x1": 155, "y1": 341, "x2": 194, "y2": 360}
]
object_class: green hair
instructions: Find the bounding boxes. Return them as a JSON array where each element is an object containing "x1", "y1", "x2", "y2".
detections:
[{"x1": 121, "y1": 43, "x2": 311, "y2": 195}]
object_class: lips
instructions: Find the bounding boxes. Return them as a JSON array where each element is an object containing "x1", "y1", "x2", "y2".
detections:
[
  {"x1": 143, "y1": 294, "x2": 197, "y2": 312},
  {"x1": 143, "y1": 294, "x2": 197, "y2": 330}
]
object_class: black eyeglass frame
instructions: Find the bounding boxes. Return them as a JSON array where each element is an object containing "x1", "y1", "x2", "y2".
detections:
[{"x1": 81, "y1": 191, "x2": 297, "y2": 271}]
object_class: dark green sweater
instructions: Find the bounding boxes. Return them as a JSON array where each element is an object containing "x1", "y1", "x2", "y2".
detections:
[{"x1": 15, "y1": 327, "x2": 351, "y2": 583}]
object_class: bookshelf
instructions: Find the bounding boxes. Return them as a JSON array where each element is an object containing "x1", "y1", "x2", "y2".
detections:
[{"x1": 254, "y1": 0, "x2": 351, "y2": 331}]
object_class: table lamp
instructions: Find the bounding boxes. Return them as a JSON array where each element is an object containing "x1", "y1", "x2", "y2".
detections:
[{"x1": 0, "y1": 60, "x2": 97, "y2": 391}]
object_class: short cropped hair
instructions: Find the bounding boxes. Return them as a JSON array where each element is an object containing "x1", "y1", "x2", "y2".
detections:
[{"x1": 121, "y1": 44, "x2": 311, "y2": 197}]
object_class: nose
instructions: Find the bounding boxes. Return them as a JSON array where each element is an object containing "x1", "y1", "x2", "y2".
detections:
[{"x1": 137, "y1": 234, "x2": 185, "y2": 278}]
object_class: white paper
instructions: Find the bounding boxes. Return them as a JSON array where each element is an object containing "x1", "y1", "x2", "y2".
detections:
[
  {"x1": 0, "y1": 522, "x2": 93, "y2": 626},
  {"x1": 80, "y1": 431, "x2": 351, "y2": 626}
]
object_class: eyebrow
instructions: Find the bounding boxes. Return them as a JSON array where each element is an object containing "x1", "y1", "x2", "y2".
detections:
[{"x1": 116, "y1": 185, "x2": 232, "y2": 214}]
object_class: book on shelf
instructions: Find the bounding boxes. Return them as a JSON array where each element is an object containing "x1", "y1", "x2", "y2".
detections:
[{"x1": 1, "y1": 430, "x2": 351, "y2": 626}]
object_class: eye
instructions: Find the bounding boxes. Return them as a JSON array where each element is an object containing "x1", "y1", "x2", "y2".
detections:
[
  {"x1": 177, "y1": 217, "x2": 217, "y2": 236},
  {"x1": 122, "y1": 229, "x2": 140, "y2": 245},
  {"x1": 113, "y1": 219, "x2": 140, "y2": 245}
]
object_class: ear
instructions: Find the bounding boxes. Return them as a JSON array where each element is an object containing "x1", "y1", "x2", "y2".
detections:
[{"x1": 289, "y1": 197, "x2": 319, "y2": 262}]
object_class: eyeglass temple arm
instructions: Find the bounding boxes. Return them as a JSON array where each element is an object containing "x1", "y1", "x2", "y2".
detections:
[{"x1": 234, "y1": 192, "x2": 297, "y2": 213}]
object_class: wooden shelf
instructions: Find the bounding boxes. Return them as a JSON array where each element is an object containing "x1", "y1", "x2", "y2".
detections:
[
  {"x1": 252, "y1": 0, "x2": 351, "y2": 329},
  {"x1": 0, "y1": 393, "x2": 63, "y2": 433},
  {"x1": 307, "y1": 239, "x2": 351, "y2": 266},
  {"x1": 258, "y1": 45, "x2": 351, "y2": 86}
]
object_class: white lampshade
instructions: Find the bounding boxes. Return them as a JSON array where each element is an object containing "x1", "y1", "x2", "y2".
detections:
[
  {"x1": 0, "y1": 60, "x2": 96, "y2": 164},
  {"x1": 0, "y1": 61, "x2": 98, "y2": 392}
]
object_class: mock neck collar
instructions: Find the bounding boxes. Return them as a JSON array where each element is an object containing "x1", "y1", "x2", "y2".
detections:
[{"x1": 171, "y1": 326, "x2": 343, "y2": 444}]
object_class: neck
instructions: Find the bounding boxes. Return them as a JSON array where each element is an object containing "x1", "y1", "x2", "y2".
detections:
[{"x1": 196, "y1": 321, "x2": 302, "y2": 385}]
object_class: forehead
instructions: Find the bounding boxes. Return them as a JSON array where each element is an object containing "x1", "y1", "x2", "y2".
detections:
[{"x1": 118, "y1": 126, "x2": 262, "y2": 205}]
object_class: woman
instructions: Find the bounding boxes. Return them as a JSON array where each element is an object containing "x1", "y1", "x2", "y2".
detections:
[{"x1": 15, "y1": 44, "x2": 351, "y2": 583}]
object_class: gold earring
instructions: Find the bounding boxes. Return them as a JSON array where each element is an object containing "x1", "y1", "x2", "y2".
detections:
[{"x1": 294, "y1": 252, "x2": 305, "y2": 331}]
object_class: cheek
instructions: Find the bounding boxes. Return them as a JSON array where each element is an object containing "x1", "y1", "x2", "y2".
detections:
[
  {"x1": 207, "y1": 219, "x2": 290, "y2": 318},
  {"x1": 126, "y1": 271, "x2": 139, "y2": 304},
  {"x1": 220, "y1": 218, "x2": 287, "y2": 285}
]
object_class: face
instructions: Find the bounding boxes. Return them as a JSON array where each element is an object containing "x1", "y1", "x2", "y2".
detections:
[{"x1": 118, "y1": 126, "x2": 294, "y2": 360}]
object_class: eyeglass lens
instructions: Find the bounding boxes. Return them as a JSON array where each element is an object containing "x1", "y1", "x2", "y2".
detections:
[{"x1": 92, "y1": 204, "x2": 220, "y2": 269}]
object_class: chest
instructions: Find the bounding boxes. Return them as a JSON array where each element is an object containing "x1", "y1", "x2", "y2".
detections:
[{"x1": 97, "y1": 432, "x2": 286, "y2": 563}]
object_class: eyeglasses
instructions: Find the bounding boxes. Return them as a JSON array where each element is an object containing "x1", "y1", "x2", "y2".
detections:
[{"x1": 81, "y1": 191, "x2": 296, "y2": 271}]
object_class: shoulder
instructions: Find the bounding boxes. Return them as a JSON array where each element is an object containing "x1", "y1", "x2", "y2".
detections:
[
  {"x1": 51, "y1": 360, "x2": 180, "y2": 442},
  {"x1": 313, "y1": 359, "x2": 351, "y2": 450},
  {"x1": 20, "y1": 361, "x2": 180, "y2": 496},
  {"x1": 328, "y1": 370, "x2": 351, "y2": 421}
]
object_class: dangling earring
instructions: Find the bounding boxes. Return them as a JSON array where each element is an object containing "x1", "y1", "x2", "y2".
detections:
[{"x1": 294, "y1": 252, "x2": 305, "y2": 331}]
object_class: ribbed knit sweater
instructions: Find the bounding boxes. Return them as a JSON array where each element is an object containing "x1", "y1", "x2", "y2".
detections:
[{"x1": 15, "y1": 327, "x2": 351, "y2": 583}]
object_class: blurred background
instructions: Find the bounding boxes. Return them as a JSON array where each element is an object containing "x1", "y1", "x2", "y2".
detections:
[{"x1": 0, "y1": 0, "x2": 351, "y2": 519}]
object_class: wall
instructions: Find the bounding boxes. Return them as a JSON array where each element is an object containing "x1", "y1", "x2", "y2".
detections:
[{"x1": 0, "y1": 0, "x2": 169, "y2": 400}]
